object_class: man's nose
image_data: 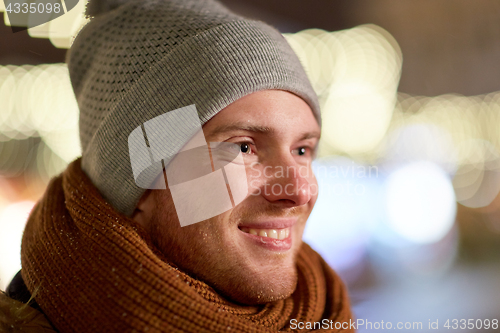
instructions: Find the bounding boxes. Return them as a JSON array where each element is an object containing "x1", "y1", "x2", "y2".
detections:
[{"x1": 260, "y1": 156, "x2": 313, "y2": 207}]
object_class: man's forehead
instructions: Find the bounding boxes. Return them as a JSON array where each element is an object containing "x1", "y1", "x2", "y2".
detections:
[{"x1": 201, "y1": 90, "x2": 321, "y2": 141}]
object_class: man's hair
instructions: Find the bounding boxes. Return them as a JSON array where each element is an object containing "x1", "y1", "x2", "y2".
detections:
[{"x1": 0, "y1": 286, "x2": 46, "y2": 331}]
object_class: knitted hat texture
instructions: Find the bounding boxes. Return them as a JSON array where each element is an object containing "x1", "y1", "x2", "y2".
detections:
[{"x1": 67, "y1": 0, "x2": 320, "y2": 216}]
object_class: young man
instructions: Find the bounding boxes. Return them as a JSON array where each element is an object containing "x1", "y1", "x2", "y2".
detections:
[{"x1": 1, "y1": 0, "x2": 353, "y2": 331}]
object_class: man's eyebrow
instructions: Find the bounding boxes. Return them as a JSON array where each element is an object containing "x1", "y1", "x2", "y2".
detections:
[
  {"x1": 210, "y1": 123, "x2": 275, "y2": 135},
  {"x1": 299, "y1": 131, "x2": 321, "y2": 141},
  {"x1": 209, "y1": 123, "x2": 321, "y2": 141}
]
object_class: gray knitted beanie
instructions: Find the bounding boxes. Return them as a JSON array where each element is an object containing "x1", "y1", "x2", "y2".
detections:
[{"x1": 67, "y1": 0, "x2": 320, "y2": 217}]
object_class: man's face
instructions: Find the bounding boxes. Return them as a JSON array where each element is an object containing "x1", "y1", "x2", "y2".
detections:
[{"x1": 140, "y1": 90, "x2": 320, "y2": 304}]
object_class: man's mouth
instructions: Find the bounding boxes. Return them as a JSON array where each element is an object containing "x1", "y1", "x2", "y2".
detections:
[
  {"x1": 239, "y1": 227, "x2": 290, "y2": 240},
  {"x1": 237, "y1": 219, "x2": 296, "y2": 250}
]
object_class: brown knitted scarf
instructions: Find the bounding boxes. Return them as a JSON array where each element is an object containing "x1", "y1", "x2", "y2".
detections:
[{"x1": 20, "y1": 159, "x2": 353, "y2": 332}]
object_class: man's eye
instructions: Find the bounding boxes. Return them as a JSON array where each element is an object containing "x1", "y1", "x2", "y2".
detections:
[
  {"x1": 293, "y1": 147, "x2": 308, "y2": 156},
  {"x1": 240, "y1": 143, "x2": 252, "y2": 154}
]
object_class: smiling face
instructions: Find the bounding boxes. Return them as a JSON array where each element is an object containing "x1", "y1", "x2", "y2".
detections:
[{"x1": 133, "y1": 90, "x2": 321, "y2": 304}]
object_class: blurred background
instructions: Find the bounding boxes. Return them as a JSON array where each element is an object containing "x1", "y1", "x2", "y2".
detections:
[{"x1": 1, "y1": 0, "x2": 499, "y2": 331}]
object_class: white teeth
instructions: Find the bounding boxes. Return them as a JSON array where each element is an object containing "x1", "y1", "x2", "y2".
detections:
[
  {"x1": 278, "y1": 229, "x2": 286, "y2": 240},
  {"x1": 240, "y1": 227, "x2": 291, "y2": 240}
]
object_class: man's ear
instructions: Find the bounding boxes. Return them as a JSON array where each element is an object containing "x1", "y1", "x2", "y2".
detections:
[{"x1": 131, "y1": 189, "x2": 154, "y2": 229}]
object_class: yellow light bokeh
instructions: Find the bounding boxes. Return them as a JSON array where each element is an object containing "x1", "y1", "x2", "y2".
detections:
[
  {"x1": 285, "y1": 25, "x2": 402, "y2": 155},
  {"x1": 0, "y1": 64, "x2": 81, "y2": 168}
]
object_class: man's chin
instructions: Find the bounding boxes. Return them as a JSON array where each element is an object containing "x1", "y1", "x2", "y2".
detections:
[{"x1": 209, "y1": 267, "x2": 299, "y2": 305}]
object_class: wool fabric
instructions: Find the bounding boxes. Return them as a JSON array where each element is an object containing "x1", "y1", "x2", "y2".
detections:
[
  {"x1": 67, "y1": 0, "x2": 321, "y2": 216},
  {"x1": 20, "y1": 158, "x2": 353, "y2": 332}
]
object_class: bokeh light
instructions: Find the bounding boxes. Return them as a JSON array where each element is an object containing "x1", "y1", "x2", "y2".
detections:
[
  {"x1": 383, "y1": 123, "x2": 458, "y2": 174},
  {"x1": 304, "y1": 157, "x2": 382, "y2": 275},
  {"x1": 285, "y1": 25, "x2": 402, "y2": 155},
  {"x1": 0, "y1": 64, "x2": 81, "y2": 188},
  {"x1": 385, "y1": 161, "x2": 457, "y2": 244},
  {"x1": 386, "y1": 92, "x2": 500, "y2": 208},
  {"x1": 0, "y1": 64, "x2": 81, "y2": 161},
  {"x1": 0, "y1": 201, "x2": 35, "y2": 290}
]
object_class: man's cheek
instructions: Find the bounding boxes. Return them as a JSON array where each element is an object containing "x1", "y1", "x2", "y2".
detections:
[
  {"x1": 308, "y1": 172, "x2": 319, "y2": 199},
  {"x1": 248, "y1": 179, "x2": 263, "y2": 196},
  {"x1": 245, "y1": 164, "x2": 265, "y2": 196},
  {"x1": 310, "y1": 180, "x2": 319, "y2": 201}
]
